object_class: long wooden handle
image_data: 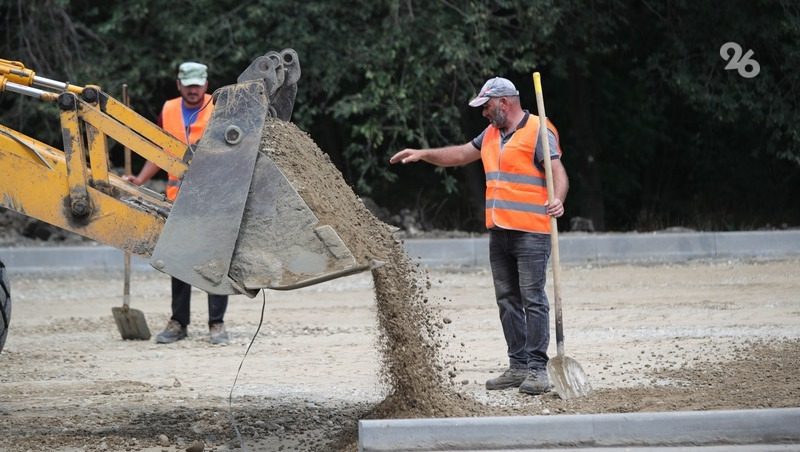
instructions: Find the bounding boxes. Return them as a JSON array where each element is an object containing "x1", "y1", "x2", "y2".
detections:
[
  {"x1": 122, "y1": 83, "x2": 132, "y2": 306},
  {"x1": 533, "y1": 72, "x2": 565, "y2": 358},
  {"x1": 123, "y1": 252, "x2": 131, "y2": 307},
  {"x1": 122, "y1": 84, "x2": 132, "y2": 177}
]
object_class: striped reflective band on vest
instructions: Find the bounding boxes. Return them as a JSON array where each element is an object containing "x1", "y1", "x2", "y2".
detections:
[
  {"x1": 485, "y1": 171, "x2": 546, "y2": 187},
  {"x1": 485, "y1": 199, "x2": 548, "y2": 214},
  {"x1": 481, "y1": 114, "x2": 559, "y2": 234}
]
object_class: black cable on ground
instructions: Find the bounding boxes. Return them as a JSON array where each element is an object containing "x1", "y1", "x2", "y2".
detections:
[{"x1": 228, "y1": 289, "x2": 267, "y2": 452}]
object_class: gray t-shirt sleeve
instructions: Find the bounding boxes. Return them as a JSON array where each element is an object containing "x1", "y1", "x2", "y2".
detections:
[
  {"x1": 535, "y1": 130, "x2": 560, "y2": 163},
  {"x1": 471, "y1": 129, "x2": 487, "y2": 150}
]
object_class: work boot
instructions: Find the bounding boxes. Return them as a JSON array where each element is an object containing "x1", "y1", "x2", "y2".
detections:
[
  {"x1": 209, "y1": 322, "x2": 229, "y2": 345},
  {"x1": 519, "y1": 369, "x2": 551, "y2": 395},
  {"x1": 155, "y1": 319, "x2": 187, "y2": 344},
  {"x1": 485, "y1": 367, "x2": 528, "y2": 390}
]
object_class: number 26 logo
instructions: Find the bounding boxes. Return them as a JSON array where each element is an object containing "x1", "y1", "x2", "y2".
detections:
[{"x1": 720, "y1": 42, "x2": 760, "y2": 78}]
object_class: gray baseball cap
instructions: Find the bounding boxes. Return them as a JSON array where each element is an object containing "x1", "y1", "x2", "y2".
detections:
[
  {"x1": 468, "y1": 77, "x2": 520, "y2": 107},
  {"x1": 178, "y1": 62, "x2": 207, "y2": 86}
]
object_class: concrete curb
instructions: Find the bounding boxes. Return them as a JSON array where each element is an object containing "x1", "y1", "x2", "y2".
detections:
[
  {"x1": 0, "y1": 230, "x2": 798, "y2": 274},
  {"x1": 357, "y1": 407, "x2": 800, "y2": 451},
  {"x1": 0, "y1": 245, "x2": 154, "y2": 273},
  {"x1": 403, "y1": 230, "x2": 800, "y2": 269}
]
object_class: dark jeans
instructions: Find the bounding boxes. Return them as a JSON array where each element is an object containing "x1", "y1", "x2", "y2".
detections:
[
  {"x1": 489, "y1": 228, "x2": 551, "y2": 370},
  {"x1": 170, "y1": 277, "x2": 228, "y2": 327}
]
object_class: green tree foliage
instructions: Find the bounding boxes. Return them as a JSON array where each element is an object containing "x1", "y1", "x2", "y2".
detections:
[
  {"x1": 626, "y1": 1, "x2": 800, "y2": 230},
  {"x1": 1, "y1": 0, "x2": 798, "y2": 231}
]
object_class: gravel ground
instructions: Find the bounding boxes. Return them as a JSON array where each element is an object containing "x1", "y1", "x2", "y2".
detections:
[{"x1": 0, "y1": 258, "x2": 798, "y2": 451}]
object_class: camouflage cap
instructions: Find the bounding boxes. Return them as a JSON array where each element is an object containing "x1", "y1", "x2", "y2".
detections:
[
  {"x1": 177, "y1": 62, "x2": 207, "y2": 86},
  {"x1": 468, "y1": 77, "x2": 519, "y2": 107}
]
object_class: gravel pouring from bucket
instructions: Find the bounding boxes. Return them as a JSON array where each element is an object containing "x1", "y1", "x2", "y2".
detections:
[{"x1": 533, "y1": 72, "x2": 591, "y2": 399}]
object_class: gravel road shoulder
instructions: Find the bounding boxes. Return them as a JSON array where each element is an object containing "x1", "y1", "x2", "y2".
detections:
[{"x1": 1, "y1": 258, "x2": 798, "y2": 451}]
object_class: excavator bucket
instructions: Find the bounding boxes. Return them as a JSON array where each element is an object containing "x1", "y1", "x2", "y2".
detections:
[{"x1": 150, "y1": 49, "x2": 372, "y2": 296}]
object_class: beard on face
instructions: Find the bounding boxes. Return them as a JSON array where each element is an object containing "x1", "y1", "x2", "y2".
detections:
[
  {"x1": 182, "y1": 89, "x2": 204, "y2": 107},
  {"x1": 489, "y1": 104, "x2": 506, "y2": 128}
]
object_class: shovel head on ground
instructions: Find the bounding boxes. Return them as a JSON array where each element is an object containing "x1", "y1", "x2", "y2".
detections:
[
  {"x1": 112, "y1": 304, "x2": 151, "y2": 340},
  {"x1": 112, "y1": 253, "x2": 151, "y2": 340},
  {"x1": 547, "y1": 355, "x2": 592, "y2": 400}
]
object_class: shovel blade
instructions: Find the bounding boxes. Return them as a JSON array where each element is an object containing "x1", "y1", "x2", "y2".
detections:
[
  {"x1": 111, "y1": 306, "x2": 151, "y2": 340},
  {"x1": 547, "y1": 355, "x2": 592, "y2": 400}
]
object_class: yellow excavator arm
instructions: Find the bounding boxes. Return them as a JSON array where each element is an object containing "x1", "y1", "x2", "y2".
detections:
[
  {"x1": 0, "y1": 58, "x2": 186, "y2": 256},
  {"x1": 0, "y1": 51, "x2": 372, "y2": 296}
]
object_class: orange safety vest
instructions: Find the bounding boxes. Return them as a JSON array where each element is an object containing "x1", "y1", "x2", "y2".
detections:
[
  {"x1": 481, "y1": 115, "x2": 562, "y2": 234},
  {"x1": 160, "y1": 94, "x2": 214, "y2": 201}
]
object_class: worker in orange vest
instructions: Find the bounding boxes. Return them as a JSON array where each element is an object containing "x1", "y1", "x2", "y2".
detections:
[
  {"x1": 390, "y1": 76, "x2": 569, "y2": 395},
  {"x1": 124, "y1": 61, "x2": 229, "y2": 345}
]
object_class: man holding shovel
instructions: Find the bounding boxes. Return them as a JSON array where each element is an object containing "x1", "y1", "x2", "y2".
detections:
[
  {"x1": 390, "y1": 77, "x2": 568, "y2": 395},
  {"x1": 124, "y1": 61, "x2": 230, "y2": 345}
]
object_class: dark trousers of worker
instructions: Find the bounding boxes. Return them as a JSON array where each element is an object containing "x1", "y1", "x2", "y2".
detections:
[
  {"x1": 170, "y1": 277, "x2": 228, "y2": 327},
  {"x1": 489, "y1": 228, "x2": 551, "y2": 371}
]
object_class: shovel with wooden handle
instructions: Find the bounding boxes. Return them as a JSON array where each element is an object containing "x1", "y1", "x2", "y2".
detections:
[
  {"x1": 111, "y1": 83, "x2": 151, "y2": 340},
  {"x1": 533, "y1": 72, "x2": 591, "y2": 399}
]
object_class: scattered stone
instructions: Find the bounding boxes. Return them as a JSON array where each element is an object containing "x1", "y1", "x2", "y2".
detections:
[
  {"x1": 185, "y1": 439, "x2": 204, "y2": 452},
  {"x1": 157, "y1": 434, "x2": 170, "y2": 447}
]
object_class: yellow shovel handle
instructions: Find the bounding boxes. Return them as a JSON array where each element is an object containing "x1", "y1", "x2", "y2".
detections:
[{"x1": 532, "y1": 71, "x2": 565, "y2": 358}]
